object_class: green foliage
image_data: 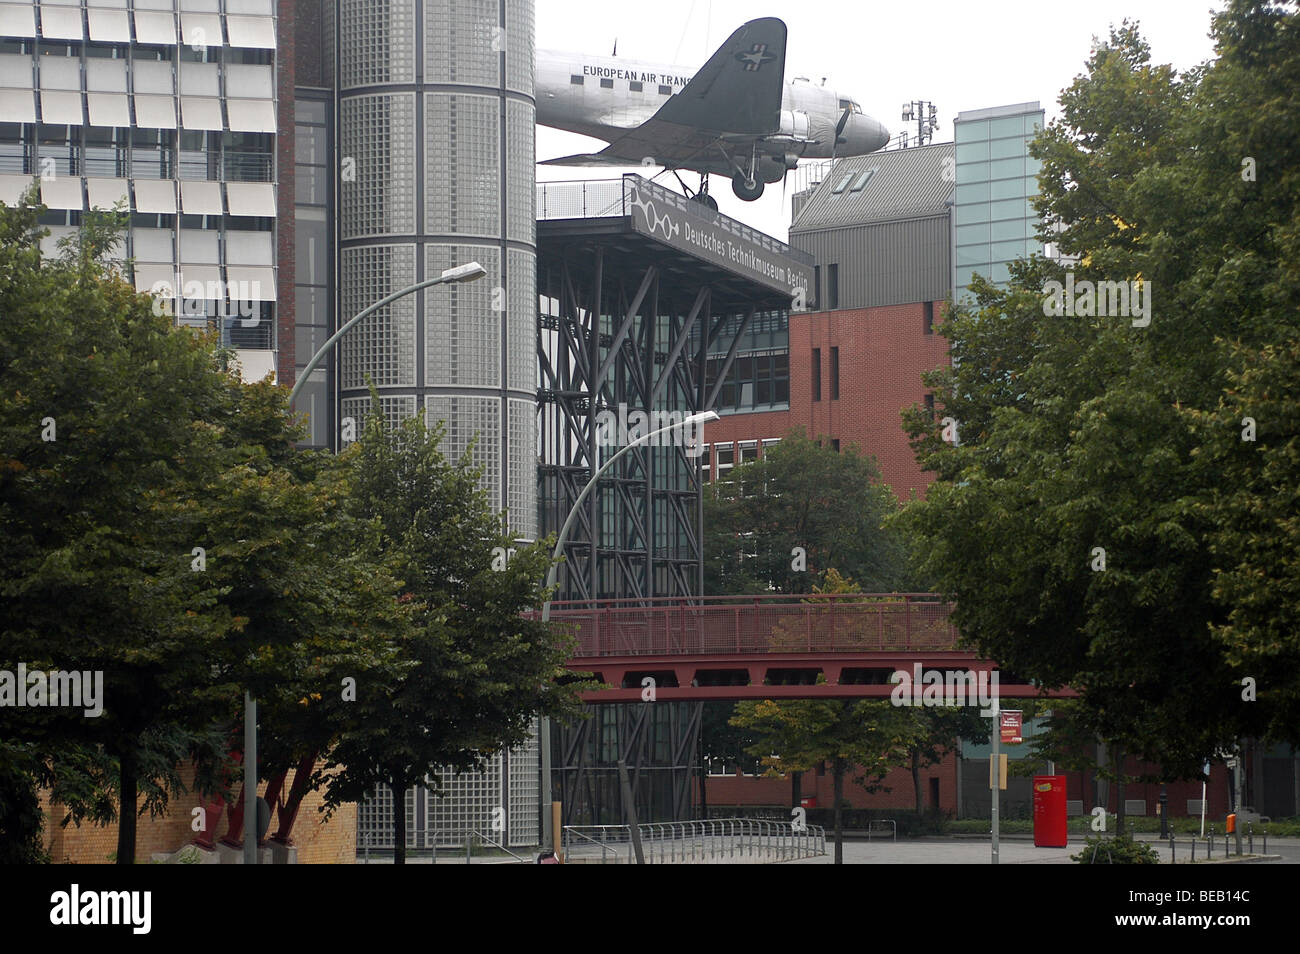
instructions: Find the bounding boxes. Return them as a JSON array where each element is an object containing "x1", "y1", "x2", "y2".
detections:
[
  {"x1": 318, "y1": 396, "x2": 589, "y2": 852},
  {"x1": 897, "y1": 2, "x2": 1300, "y2": 779},
  {"x1": 704, "y1": 428, "x2": 915, "y2": 595},
  {"x1": 0, "y1": 743, "x2": 51, "y2": 863},
  {"x1": 0, "y1": 195, "x2": 414, "y2": 862},
  {"x1": 1072, "y1": 833, "x2": 1160, "y2": 864}
]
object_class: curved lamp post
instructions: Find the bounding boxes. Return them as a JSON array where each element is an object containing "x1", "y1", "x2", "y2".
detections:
[
  {"x1": 242, "y1": 262, "x2": 486, "y2": 864},
  {"x1": 288, "y1": 261, "x2": 487, "y2": 406},
  {"x1": 538, "y1": 409, "x2": 719, "y2": 850}
]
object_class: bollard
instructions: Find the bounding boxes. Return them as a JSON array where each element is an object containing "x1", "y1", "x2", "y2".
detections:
[
  {"x1": 1263, "y1": 830, "x2": 1267, "y2": 854},
  {"x1": 1248, "y1": 823, "x2": 1253, "y2": 855},
  {"x1": 1191, "y1": 838, "x2": 1196, "y2": 862},
  {"x1": 1169, "y1": 836, "x2": 1175, "y2": 864}
]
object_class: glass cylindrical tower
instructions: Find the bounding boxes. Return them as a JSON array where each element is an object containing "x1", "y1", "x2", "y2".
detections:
[{"x1": 336, "y1": 0, "x2": 539, "y2": 848}]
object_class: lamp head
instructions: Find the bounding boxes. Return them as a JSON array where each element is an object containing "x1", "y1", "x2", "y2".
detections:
[{"x1": 440, "y1": 261, "x2": 488, "y2": 283}]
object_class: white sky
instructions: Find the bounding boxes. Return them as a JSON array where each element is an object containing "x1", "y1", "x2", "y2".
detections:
[{"x1": 536, "y1": 0, "x2": 1224, "y2": 241}]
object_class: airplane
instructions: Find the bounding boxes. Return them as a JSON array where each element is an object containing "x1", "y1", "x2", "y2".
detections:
[{"x1": 536, "y1": 17, "x2": 890, "y2": 207}]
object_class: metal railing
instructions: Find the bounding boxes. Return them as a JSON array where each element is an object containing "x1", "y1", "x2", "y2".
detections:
[
  {"x1": 534, "y1": 593, "x2": 959, "y2": 656},
  {"x1": 866, "y1": 818, "x2": 897, "y2": 841},
  {"x1": 357, "y1": 826, "x2": 532, "y2": 864},
  {"x1": 536, "y1": 174, "x2": 814, "y2": 265},
  {"x1": 561, "y1": 818, "x2": 826, "y2": 864}
]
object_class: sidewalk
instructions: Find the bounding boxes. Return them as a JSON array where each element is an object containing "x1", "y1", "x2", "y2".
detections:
[{"x1": 789, "y1": 835, "x2": 1298, "y2": 864}]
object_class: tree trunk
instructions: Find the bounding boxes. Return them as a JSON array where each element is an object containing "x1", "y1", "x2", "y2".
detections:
[
  {"x1": 832, "y1": 757, "x2": 845, "y2": 865},
  {"x1": 117, "y1": 750, "x2": 137, "y2": 865},
  {"x1": 911, "y1": 749, "x2": 923, "y2": 814},
  {"x1": 393, "y1": 783, "x2": 407, "y2": 865}
]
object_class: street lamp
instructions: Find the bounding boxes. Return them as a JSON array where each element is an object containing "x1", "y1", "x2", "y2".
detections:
[
  {"x1": 288, "y1": 261, "x2": 487, "y2": 406},
  {"x1": 537, "y1": 408, "x2": 719, "y2": 850},
  {"x1": 241, "y1": 261, "x2": 487, "y2": 864}
]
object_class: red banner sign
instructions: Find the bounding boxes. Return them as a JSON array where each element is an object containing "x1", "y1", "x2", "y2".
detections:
[{"x1": 1000, "y1": 710, "x2": 1023, "y2": 745}]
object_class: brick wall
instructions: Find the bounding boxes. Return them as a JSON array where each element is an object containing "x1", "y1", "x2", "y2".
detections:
[
  {"x1": 39, "y1": 762, "x2": 356, "y2": 864},
  {"x1": 700, "y1": 750, "x2": 960, "y2": 813},
  {"x1": 704, "y1": 302, "x2": 950, "y2": 502}
]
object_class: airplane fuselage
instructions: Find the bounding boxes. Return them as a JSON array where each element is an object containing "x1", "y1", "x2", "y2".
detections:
[{"x1": 536, "y1": 49, "x2": 889, "y2": 178}]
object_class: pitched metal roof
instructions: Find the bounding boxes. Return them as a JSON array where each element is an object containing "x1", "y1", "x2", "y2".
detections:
[{"x1": 790, "y1": 141, "x2": 955, "y2": 234}]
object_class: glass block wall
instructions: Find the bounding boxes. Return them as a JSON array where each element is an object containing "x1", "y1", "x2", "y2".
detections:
[
  {"x1": 952, "y1": 102, "x2": 1045, "y2": 304},
  {"x1": 338, "y1": 0, "x2": 540, "y2": 850},
  {"x1": 336, "y1": 0, "x2": 535, "y2": 540}
]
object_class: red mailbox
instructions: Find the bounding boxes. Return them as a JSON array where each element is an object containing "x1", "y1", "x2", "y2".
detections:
[{"x1": 1033, "y1": 775, "x2": 1068, "y2": 847}]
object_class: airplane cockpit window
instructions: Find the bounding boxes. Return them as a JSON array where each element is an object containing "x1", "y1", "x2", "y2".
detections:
[{"x1": 838, "y1": 99, "x2": 862, "y2": 113}]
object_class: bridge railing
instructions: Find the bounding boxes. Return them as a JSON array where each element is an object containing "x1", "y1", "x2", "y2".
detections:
[{"x1": 535, "y1": 593, "x2": 958, "y2": 656}]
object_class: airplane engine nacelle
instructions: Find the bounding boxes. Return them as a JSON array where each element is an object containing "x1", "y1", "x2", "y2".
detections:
[
  {"x1": 779, "y1": 109, "x2": 810, "y2": 140},
  {"x1": 757, "y1": 152, "x2": 801, "y2": 184}
]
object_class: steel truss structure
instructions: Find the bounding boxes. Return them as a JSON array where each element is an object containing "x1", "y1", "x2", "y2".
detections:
[
  {"x1": 551, "y1": 702, "x2": 703, "y2": 826},
  {"x1": 536, "y1": 191, "x2": 806, "y2": 826}
]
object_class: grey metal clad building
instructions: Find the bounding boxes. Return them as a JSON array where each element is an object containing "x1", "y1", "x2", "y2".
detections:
[{"x1": 789, "y1": 141, "x2": 954, "y2": 311}]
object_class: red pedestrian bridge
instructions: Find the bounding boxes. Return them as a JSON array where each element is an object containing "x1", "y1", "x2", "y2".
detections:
[{"x1": 541, "y1": 594, "x2": 1068, "y2": 703}]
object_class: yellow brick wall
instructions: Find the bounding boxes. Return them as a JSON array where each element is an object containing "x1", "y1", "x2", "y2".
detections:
[{"x1": 40, "y1": 761, "x2": 356, "y2": 865}]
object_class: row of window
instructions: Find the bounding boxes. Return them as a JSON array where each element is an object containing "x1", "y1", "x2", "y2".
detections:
[
  {"x1": 811, "y1": 347, "x2": 839, "y2": 402},
  {"x1": 0, "y1": 124, "x2": 273, "y2": 181},
  {"x1": 0, "y1": 36, "x2": 273, "y2": 65},
  {"x1": 0, "y1": 6, "x2": 276, "y2": 51},
  {"x1": 699, "y1": 438, "x2": 781, "y2": 482},
  {"x1": 707, "y1": 351, "x2": 790, "y2": 413},
  {"x1": 810, "y1": 262, "x2": 839, "y2": 310},
  {"x1": 808, "y1": 303, "x2": 936, "y2": 402},
  {"x1": 569, "y1": 74, "x2": 675, "y2": 96}
]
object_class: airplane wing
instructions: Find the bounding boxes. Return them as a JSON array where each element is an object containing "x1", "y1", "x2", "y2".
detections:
[{"x1": 539, "y1": 18, "x2": 787, "y2": 170}]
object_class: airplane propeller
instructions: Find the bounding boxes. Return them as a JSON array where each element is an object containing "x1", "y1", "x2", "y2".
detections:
[
  {"x1": 830, "y1": 106, "x2": 852, "y2": 162},
  {"x1": 835, "y1": 106, "x2": 852, "y2": 143}
]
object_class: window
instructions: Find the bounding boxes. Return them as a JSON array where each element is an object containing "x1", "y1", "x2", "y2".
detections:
[
  {"x1": 812, "y1": 348, "x2": 821, "y2": 402},
  {"x1": 827, "y1": 264, "x2": 839, "y2": 309},
  {"x1": 715, "y1": 442, "x2": 734, "y2": 480},
  {"x1": 830, "y1": 346, "x2": 839, "y2": 400},
  {"x1": 658, "y1": 85, "x2": 672, "y2": 95},
  {"x1": 831, "y1": 174, "x2": 854, "y2": 194},
  {"x1": 923, "y1": 300, "x2": 934, "y2": 334},
  {"x1": 699, "y1": 444, "x2": 712, "y2": 482},
  {"x1": 924, "y1": 393, "x2": 935, "y2": 418},
  {"x1": 849, "y1": 168, "x2": 877, "y2": 191},
  {"x1": 831, "y1": 439, "x2": 840, "y2": 453},
  {"x1": 599, "y1": 77, "x2": 612, "y2": 88},
  {"x1": 629, "y1": 80, "x2": 642, "y2": 92},
  {"x1": 569, "y1": 74, "x2": 583, "y2": 85},
  {"x1": 812, "y1": 264, "x2": 820, "y2": 310},
  {"x1": 738, "y1": 440, "x2": 757, "y2": 465}
]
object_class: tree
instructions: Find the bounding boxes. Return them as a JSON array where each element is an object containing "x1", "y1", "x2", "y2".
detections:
[
  {"x1": 1191, "y1": 339, "x2": 1300, "y2": 743},
  {"x1": 318, "y1": 400, "x2": 588, "y2": 862},
  {"x1": 730, "y1": 697, "x2": 912, "y2": 864},
  {"x1": 0, "y1": 196, "x2": 249, "y2": 861},
  {"x1": 0, "y1": 195, "x2": 409, "y2": 861},
  {"x1": 897, "y1": 3, "x2": 1300, "y2": 782},
  {"x1": 704, "y1": 428, "x2": 914, "y2": 595}
]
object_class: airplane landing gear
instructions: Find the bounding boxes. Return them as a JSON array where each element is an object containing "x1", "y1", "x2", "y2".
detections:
[
  {"x1": 731, "y1": 173, "x2": 764, "y2": 201},
  {"x1": 687, "y1": 173, "x2": 718, "y2": 210}
]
